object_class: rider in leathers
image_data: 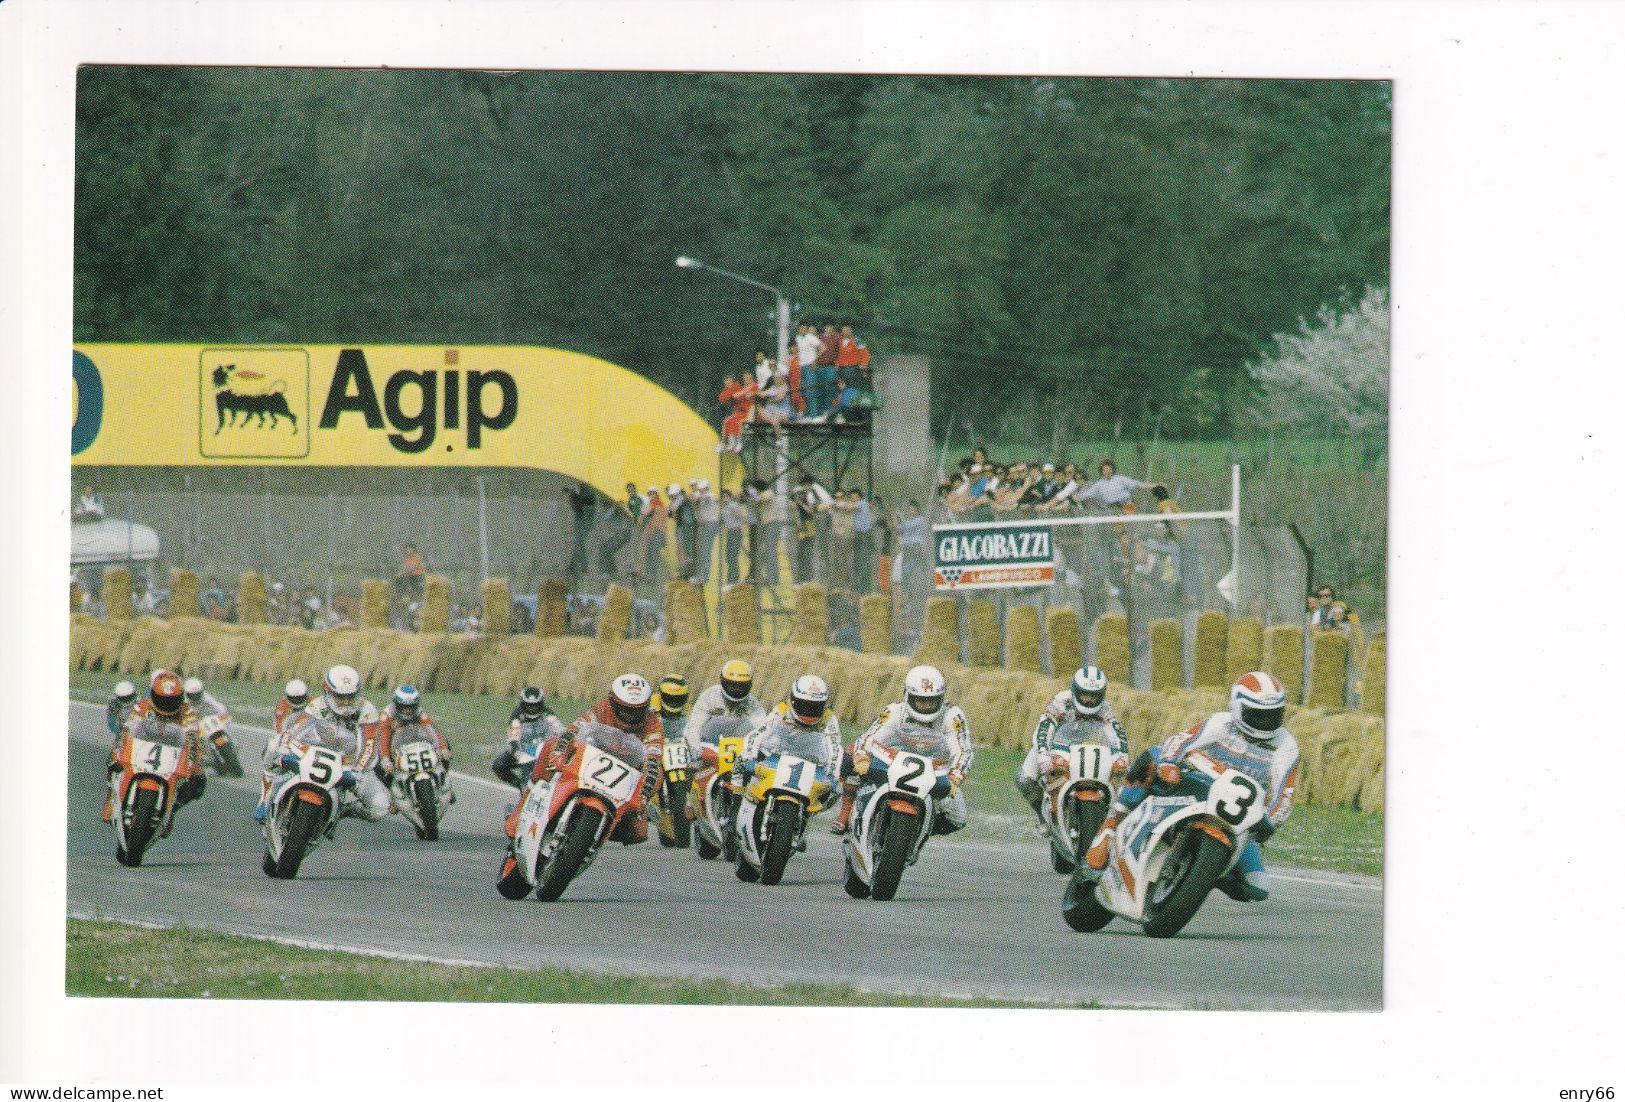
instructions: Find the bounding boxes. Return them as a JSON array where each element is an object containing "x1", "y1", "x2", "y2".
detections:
[
  {"x1": 1015, "y1": 665, "x2": 1128, "y2": 815},
  {"x1": 732, "y1": 675, "x2": 843, "y2": 837},
  {"x1": 493, "y1": 686, "x2": 569, "y2": 789},
  {"x1": 833, "y1": 665, "x2": 973, "y2": 837},
  {"x1": 376, "y1": 685, "x2": 454, "y2": 804},
  {"x1": 684, "y1": 660, "x2": 767, "y2": 821},
  {"x1": 104, "y1": 671, "x2": 206, "y2": 828},
  {"x1": 257, "y1": 665, "x2": 388, "y2": 823},
  {"x1": 503, "y1": 674, "x2": 664, "y2": 846},
  {"x1": 1081, "y1": 671, "x2": 1300, "y2": 902}
]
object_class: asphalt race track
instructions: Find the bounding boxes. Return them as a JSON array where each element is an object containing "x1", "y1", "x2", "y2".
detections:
[{"x1": 67, "y1": 701, "x2": 1380, "y2": 1009}]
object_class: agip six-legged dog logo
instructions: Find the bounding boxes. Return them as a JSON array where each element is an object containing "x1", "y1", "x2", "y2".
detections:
[{"x1": 199, "y1": 348, "x2": 310, "y2": 459}]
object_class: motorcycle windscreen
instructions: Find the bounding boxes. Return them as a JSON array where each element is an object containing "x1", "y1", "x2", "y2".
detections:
[
  {"x1": 773, "y1": 725, "x2": 835, "y2": 769},
  {"x1": 873, "y1": 726, "x2": 952, "y2": 770},
  {"x1": 575, "y1": 722, "x2": 647, "y2": 770}
]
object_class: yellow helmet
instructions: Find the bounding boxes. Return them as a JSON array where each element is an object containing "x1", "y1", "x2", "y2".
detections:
[
  {"x1": 720, "y1": 659, "x2": 754, "y2": 703},
  {"x1": 656, "y1": 674, "x2": 690, "y2": 716}
]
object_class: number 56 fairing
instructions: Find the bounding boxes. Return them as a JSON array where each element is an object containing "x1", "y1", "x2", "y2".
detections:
[{"x1": 496, "y1": 721, "x2": 651, "y2": 902}]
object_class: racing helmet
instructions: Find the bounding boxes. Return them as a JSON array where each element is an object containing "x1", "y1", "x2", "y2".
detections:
[
  {"x1": 789, "y1": 674, "x2": 829, "y2": 726},
  {"x1": 284, "y1": 678, "x2": 309, "y2": 708},
  {"x1": 323, "y1": 664, "x2": 362, "y2": 719},
  {"x1": 1230, "y1": 672, "x2": 1287, "y2": 744},
  {"x1": 517, "y1": 685, "x2": 547, "y2": 721},
  {"x1": 183, "y1": 676, "x2": 205, "y2": 705},
  {"x1": 720, "y1": 659, "x2": 754, "y2": 704},
  {"x1": 113, "y1": 680, "x2": 137, "y2": 705},
  {"x1": 657, "y1": 675, "x2": 690, "y2": 717},
  {"x1": 608, "y1": 673, "x2": 653, "y2": 728},
  {"x1": 1070, "y1": 666, "x2": 1108, "y2": 717},
  {"x1": 149, "y1": 670, "x2": 184, "y2": 717},
  {"x1": 392, "y1": 685, "x2": 421, "y2": 723},
  {"x1": 903, "y1": 665, "x2": 946, "y2": 724}
]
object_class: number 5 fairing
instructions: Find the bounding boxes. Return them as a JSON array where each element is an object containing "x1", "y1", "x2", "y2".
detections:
[
  {"x1": 496, "y1": 721, "x2": 653, "y2": 902},
  {"x1": 261, "y1": 713, "x2": 361, "y2": 879},
  {"x1": 733, "y1": 678, "x2": 842, "y2": 886}
]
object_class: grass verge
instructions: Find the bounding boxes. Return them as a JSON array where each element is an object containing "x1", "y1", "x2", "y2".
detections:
[{"x1": 67, "y1": 917, "x2": 1095, "y2": 1007}]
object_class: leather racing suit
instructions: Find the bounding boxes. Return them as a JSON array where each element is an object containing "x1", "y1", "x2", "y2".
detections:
[
  {"x1": 843, "y1": 702, "x2": 973, "y2": 835},
  {"x1": 1016, "y1": 691, "x2": 1128, "y2": 813},
  {"x1": 503, "y1": 698, "x2": 664, "y2": 845},
  {"x1": 261, "y1": 696, "x2": 389, "y2": 822},
  {"x1": 683, "y1": 685, "x2": 767, "y2": 821}
]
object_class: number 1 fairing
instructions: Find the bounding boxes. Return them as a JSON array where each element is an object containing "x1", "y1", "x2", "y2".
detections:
[{"x1": 732, "y1": 688, "x2": 843, "y2": 885}]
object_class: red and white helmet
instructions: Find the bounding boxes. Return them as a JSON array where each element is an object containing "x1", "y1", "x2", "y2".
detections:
[
  {"x1": 904, "y1": 665, "x2": 946, "y2": 724},
  {"x1": 1230, "y1": 671, "x2": 1287, "y2": 744},
  {"x1": 608, "y1": 673, "x2": 653, "y2": 728}
]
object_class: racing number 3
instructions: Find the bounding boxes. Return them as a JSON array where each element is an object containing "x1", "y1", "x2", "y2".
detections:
[{"x1": 1214, "y1": 773, "x2": 1261, "y2": 826}]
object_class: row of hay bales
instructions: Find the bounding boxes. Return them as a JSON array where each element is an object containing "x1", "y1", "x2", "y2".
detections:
[{"x1": 69, "y1": 612, "x2": 1383, "y2": 812}]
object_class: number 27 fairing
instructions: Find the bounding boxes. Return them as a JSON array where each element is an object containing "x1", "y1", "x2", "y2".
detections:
[{"x1": 496, "y1": 722, "x2": 649, "y2": 902}]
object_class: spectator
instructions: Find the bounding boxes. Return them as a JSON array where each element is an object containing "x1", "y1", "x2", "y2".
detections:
[
  {"x1": 1037, "y1": 462, "x2": 1083, "y2": 513},
  {"x1": 757, "y1": 364, "x2": 792, "y2": 434},
  {"x1": 753, "y1": 478, "x2": 787, "y2": 585},
  {"x1": 718, "y1": 374, "x2": 758, "y2": 453},
  {"x1": 1074, "y1": 459, "x2": 1163, "y2": 513},
  {"x1": 753, "y1": 350, "x2": 775, "y2": 391},
  {"x1": 597, "y1": 483, "x2": 640, "y2": 574},
  {"x1": 632, "y1": 485, "x2": 665, "y2": 580},
  {"x1": 792, "y1": 474, "x2": 833, "y2": 583},
  {"x1": 567, "y1": 482, "x2": 596, "y2": 575},
  {"x1": 396, "y1": 542, "x2": 426, "y2": 605},
  {"x1": 691, "y1": 479, "x2": 721, "y2": 585},
  {"x1": 852, "y1": 489, "x2": 876, "y2": 594},
  {"x1": 896, "y1": 499, "x2": 929, "y2": 592},
  {"x1": 992, "y1": 462, "x2": 1036, "y2": 514},
  {"x1": 1022, "y1": 462, "x2": 1059, "y2": 509},
  {"x1": 795, "y1": 324, "x2": 821, "y2": 414},
  {"x1": 829, "y1": 489, "x2": 858, "y2": 590},
  {"x1": 74, "y1": 486, "x2": 106, "y2": 521},
  {"x1": 784, "y1": 336, "x2": 807, "y2": 417},
  {"x1": 810, "y1": 323, "x2": 840, "y2": 419},
  {"x1": 721, "y1": 488, "x2": 746, "y2": 584},
  {"x1": 669, "y1": 481, "x2": 694, "y2": 580},
  {"x1": 1309, "y1": 585, "x2": 1337, "y2": 628}
]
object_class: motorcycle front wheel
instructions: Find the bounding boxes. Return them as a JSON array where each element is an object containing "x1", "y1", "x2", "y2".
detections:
[
  {"x1": 664, "y1": 779, "x2": 692, "y2": 849},
  {"x1": 1142, "y1": 828, "x2": 1231, "y2": 938},
  {"x1": 535, "y1": 805, "x2": 604, "y2": 902},
  {"x1": 214, "y1": 740, "x2": 244, "y2": 778},
  {"x1": 758, "y1": 799, "x2": 801, "y2": 886},
  {"x1": 871, "y1": 808, "x2": 921, "y2": 902},
  {"x1": 1061, "y1": 866, "x2": 1115, "y2": 932},
  {"x1": 412, "y1": 777, "x2": 440, "y2": 841},
  {"x1": 269, "y1": 798, "x2": 324, "y2": 879},
  {"x1": 116, "y1": 786, "x2": 160, "y2": 867}
]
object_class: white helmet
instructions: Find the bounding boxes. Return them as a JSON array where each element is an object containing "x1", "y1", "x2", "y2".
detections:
[
  {"x1": 323, "y1": 664, "x2": 362, "y2": 719},
  {"x1": 789, "y1": 674, "x2": 829, "y2": 726},
  {"x1": 113, "y1": 680, "x2": 137, "y2": 704},
  {"x1": 183, "y1": 676, "x2": 205, "y2": 703},
  {"x1": 285, "y1": 678, "x2": 309, "y2": 707},
  {"x1": 608, "y1": 673, "x2": 653, "y2": 728},
  {"x1": 1230, "y1": 671, "x2": 1287, "y2": 744},
  {"x1": 1070, "y1": 666, "x2": 1108, "y2": 717},
  {"x1": 903, "y1": 665, "x2": 946, "y2": 724}
]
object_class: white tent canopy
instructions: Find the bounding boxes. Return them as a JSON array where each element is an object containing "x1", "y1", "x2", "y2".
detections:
[{"x1": 71, "y1": 517, "x2": 160, "y2": 566}]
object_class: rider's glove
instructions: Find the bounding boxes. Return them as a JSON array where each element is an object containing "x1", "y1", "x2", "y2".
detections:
[
  {"x1": 852, "y1": 750, "x2": 872, "y2": 776},
  {"x1": 1155, "y1": 762, "x2": 1182, "y2": 787},
  {"x1": 279, "y1": 751, "x2": 301, "y2": 771},
  {"x1": 339, "y1": 770, "x2": 360, "y2": 790},
  {"x1": 1111, "y1": 755, "x2": 1128, "y2": 779}
]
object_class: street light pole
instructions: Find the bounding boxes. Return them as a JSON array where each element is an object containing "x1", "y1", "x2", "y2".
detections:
[{"x1": 675, "y1": 255, "x2": 790, "y2": 363}]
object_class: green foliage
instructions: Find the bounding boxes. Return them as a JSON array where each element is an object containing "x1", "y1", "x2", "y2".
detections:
[{"x1": 74, "y1": 70, "x2": 1390, "y2": 430}]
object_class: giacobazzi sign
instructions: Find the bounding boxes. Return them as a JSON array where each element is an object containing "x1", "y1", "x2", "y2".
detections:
[{"x1": 932, "y1": 523, "x2": 1056, "y2": 590}]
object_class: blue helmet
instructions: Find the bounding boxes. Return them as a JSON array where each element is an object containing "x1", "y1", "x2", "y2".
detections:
[{"x1": 392, "y1": 684, "x2": 421, "y2": 723}]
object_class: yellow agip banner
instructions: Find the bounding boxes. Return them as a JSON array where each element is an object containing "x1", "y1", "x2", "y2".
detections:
[{"x1": 71, "y1": 343, "x2": 723, "y2": 500}]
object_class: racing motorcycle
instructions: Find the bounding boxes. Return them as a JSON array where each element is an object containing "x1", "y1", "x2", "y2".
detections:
[
  {"x1": 1039, "y1": 719, "x2": 1121, "y2": 873},
  {"x1": 1062, "y1": 748, "x2": 1268, "y2": 938},
  {"x1": 197, "y1": 709, "x2": 244, "y2": 777},
  {"x1": 108, "y1": 713, "x2": 195, "y2": 867},
  {"x1": 653, "y1": 737, "x2": 693, "y2": 849},
  {"x1": 496, "y1": 721, "x2": 648, "y2": 902},
  {"x1": 387, "y1": 724, "x2": 452, "y2": 841},
  {"x1": 842, "y1": 734, "x2": 955, "y2": 902},
  {"x1": 261, "y1": 717, "x2": 359, "y2": 880},
  {"x1": 690, "y1": 715, "x2": 754, "y2": 862},
  {"x1": 733, "y1": 727, "x2": 836, "y2": 886}
]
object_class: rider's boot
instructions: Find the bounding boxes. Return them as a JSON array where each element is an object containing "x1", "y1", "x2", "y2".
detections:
[
  {"x1": 1015, "y1": 775, "x2": 1044, "y2": 816},
  {"x1": 1082, "y1": 809, "x2": 1124, "y2": 876},
  {"x1": 829, "y1": 779, "x2": 858, "y2": 835},
  {"x1": 1216, "y1": 840, "x2": 1270, "y2": 901}
]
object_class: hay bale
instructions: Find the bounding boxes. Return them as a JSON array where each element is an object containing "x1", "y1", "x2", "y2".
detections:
[
  {"x1": 1192, "y1": 610, "x2": 1228, "y2": 687},
  {"x1": 665, "y1": 580, "x2": 709, "y2": 645},
  {"x1": 534, "y1": 579, "x2": 569, "y2": 638},
  {"x1": 596, "y1": 583, "x2": 633, "y2": 643},
  {"x1": 420, "y1": 575, "x2": 451, "y2": 634},
  {"x1": 104, "y1": 567, "x2": 133, "y2": 621},
  {"x1": 789, "y1": 584, "x2": 829, "y2": 648},
  {"x1": 1306, "y1": 630, "x2": 1349, "y2": 709},
  {"x1": 236, "y1": 572, "x2": 268, "y2": 625},
  {"x1": 721, "y1": 583, "x2": 761, "y2": 645},
  {"x1": 482, "y1": 578, "x2": 512, "y2": 635},
  {"x1": 1296, "y1": 711, "x2": 1384, "y2": 810},
  {"x1": 1005, "y1": 605, "x2": 1042, "y2": 673},
  {"x1": 1149, "y1": 618, "x2": 1183, "y2": 690},
  {"x1": 858, "y1": 593, "x2": 892, "y2": 655},
  {"x1": 965, "y1": 599, "x2": 999, "y2": 667},
  {"x1": 360, "y1": 579, "x2": 390, "y2": 629},
  {"x1": 1226, "y1": 617, "x2": 1264, "y2": 683},
  {"x1": 1046, "y1": 606, "x2": 1081, "y2": 677},
  {"x1": 1263, "y1": 624, "x2": 1305, "y2": 703},
  {"x1": 915, "y1": 596, "x2": 960, "y2": 668},
  {"x1": 168, "y1": 569, "x2": 200, "y2": 619},
  {"x1": 1094, "y1": 613, "x2": 1130, "y2": 687},
  {"x1": 1361, "y1": 636, "x2": 1386, "y2": 716}
]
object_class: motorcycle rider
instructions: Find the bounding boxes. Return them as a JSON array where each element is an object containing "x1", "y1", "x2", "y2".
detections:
[
  {"x1": 183, "y1": 677, "x2": 239, "y2": 774},
  {"x1": 1015, "y1": 666, "x2": 1128, "y2": 816},
  {"x1": 256, "y1": 664, "x2": 388, "y2": 824},
  {"x1": 684, "y1": 659, "x2": 768, "y2": 820},
  {"x1": 107, "y1": 679, "x2": 138, "y2": 739},
  {"x1": 733, "y1": 674, "x2": 843, "y2": 843},
  {"x1": 493, "y1": 685, "x2": 568, "y2": 788},
  {"x1": 654, "y1": 674, "x2": 690, "y2": 740},
  {"x1": 503, "y1": 674, "x2": 664, "y2": 846},
  {"x1": 831, "y1": 664, "x2": 972, "y2": 837},
  {"x1": 273, "y1": 678, "x2": 309, "y2": 735},
  {"x1": 1080, "y1": 671, "x2": 1300, "y2": 902},
  {"x1": 104, "y1": 670, "x2": 206, "y2": 826},
  {"x1": 376, "y1": 685, "x2": 455, "y2": 803}
]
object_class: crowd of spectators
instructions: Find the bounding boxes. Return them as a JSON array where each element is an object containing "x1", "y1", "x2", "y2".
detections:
[
  {"x1": 717, "y1": 322, "x2": 876, "y2": 452},
  {"x1": 1308, "y1": 584, "x2": 1360, "y2": 632}
]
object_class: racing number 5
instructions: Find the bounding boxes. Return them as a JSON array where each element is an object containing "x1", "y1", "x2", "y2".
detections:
[
  {"x1": 309, "y1": 749, "x2": 338, "y2": 786},
  {"x1": 1214, "y1": 774, "x2": 1261, "y2": 826}
]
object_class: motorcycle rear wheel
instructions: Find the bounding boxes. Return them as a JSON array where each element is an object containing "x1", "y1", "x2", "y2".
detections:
[
  {"x1": 695, "y1": 831, "x2": 721, "y2": 860},
  {"x1": 412, "y1": 777, "x2": 440, "y2": 841},
  {"x1": 871, "y1": 809, "x2": 921, "y2": 902},
  {"x1": 759, "y1": 800, "x2": 800, "y2": 886},
  {"x1": 535, "y1": 805, "x2": 604, "y2": 901},
  {"x1": 116, "y1": 787, "x2": 160, "y2": 867},
  {"x1": 1142, "y1": 829, "x2": 1231, "y2": 938}
]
